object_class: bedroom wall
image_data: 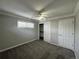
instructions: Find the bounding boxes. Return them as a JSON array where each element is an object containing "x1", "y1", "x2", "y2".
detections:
[
  {"x1": 75, "y1": 11, "x2": 79, "y2": 59},
  {"x1": 74, "y1": 1, "x2": 79, "y2": 59},
  {"x1": 0, "y1": 14, "x2": 38, "y2": 51}
]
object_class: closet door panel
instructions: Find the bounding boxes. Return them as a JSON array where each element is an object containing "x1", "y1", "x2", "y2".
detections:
[
  {"x1": 51, "y1": 20, "x2": 58, "y2": 45},
  {"x1": 44, "y1": 22, "x2": 51, "y2": 43},
  {"x1": 58, "y1": 18, "x2": 74, "y2": 50}
]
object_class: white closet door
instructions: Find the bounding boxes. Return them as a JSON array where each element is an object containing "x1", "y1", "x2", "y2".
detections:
[
  {"x1": 58, "y1": 18, "x2": 74, "y2": 50},
  {"x1": 44, "y1": 22, "x2": 51, "y2": 43},
  {"x1": 51, "y1": 20, "x2": 58, "y2": 45}
]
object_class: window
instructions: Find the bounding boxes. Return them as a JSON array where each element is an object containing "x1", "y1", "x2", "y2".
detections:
[{"x1": 17, "y1": 21, "x2": 34, "y2": 28}]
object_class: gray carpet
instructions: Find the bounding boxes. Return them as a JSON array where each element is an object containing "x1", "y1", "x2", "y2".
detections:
[{"x1": 0, "y1": 40, "x2": 75, "y2": 59}]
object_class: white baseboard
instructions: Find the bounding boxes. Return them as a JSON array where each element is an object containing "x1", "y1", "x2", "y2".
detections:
[
  {"x1": 0, "y1": 39, "x2": 37, "y2": 52},
  {"x1": 44, "y1": 40, "x2": 75, "y2": 51}
]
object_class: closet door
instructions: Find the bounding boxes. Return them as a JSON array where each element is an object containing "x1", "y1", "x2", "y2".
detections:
[
  {"x1": 44, "y1": 21, "x2": 51, "y2": 43},
  {"x1": 58, "y1": 18, "x2": 74, "y2": 50},
  {"x1": 51, "y1": 20, "x2": 58, "y2": 45}
]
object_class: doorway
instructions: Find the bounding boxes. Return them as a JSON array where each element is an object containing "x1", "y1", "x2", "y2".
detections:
[{"x1": 39, "y1": 24, "x2": 44, "y2": 40}]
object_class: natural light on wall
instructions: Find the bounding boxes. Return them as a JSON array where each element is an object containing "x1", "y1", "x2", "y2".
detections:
[{"x1": 17, "y1": 21, "x2": 34, "y2": 28}]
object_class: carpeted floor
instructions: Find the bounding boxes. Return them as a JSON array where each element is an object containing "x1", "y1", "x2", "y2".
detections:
[{"x1": 0, "y1": 40, "x2": 75, "y2": 59}]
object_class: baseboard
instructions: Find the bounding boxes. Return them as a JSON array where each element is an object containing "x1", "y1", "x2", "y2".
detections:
[
  {"x1": 0, "y1": 39, "x2": 37, "y2": 52},
  {"x1": 44, "y1": 40, "x2": 75, "y2": 52}
]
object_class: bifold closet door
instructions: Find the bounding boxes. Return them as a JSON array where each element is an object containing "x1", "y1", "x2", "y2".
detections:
[
  {"x1": 58, "y1": 18, "x2": 74, "y2": 50},
  {"x1": 51, "y1": 20, "x2": 58, "y2": 45},
  {"x1": 44, "y1": 21, "x2": 51, "y2": 43}
]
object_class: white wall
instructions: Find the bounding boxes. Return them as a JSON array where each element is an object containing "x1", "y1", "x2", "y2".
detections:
[
  {"x1": 74, "y1": 1, "x2": 79, "y2": 59},
  {"x1": 75, "y1": 11, "x2": 79, "y2": 59},
  {"x1": 0, "y1": 14, "x2": 38, "y2": 51}
]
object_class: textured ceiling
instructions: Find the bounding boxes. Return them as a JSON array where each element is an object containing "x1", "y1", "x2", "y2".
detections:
[{"x1": 0, "y1": 0, "x2": 78, "y2": 20}]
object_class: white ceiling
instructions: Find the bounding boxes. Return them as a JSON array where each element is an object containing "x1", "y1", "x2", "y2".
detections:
[{"x1": 0, "y1": 0, "x2": 78, "y2": 21}]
